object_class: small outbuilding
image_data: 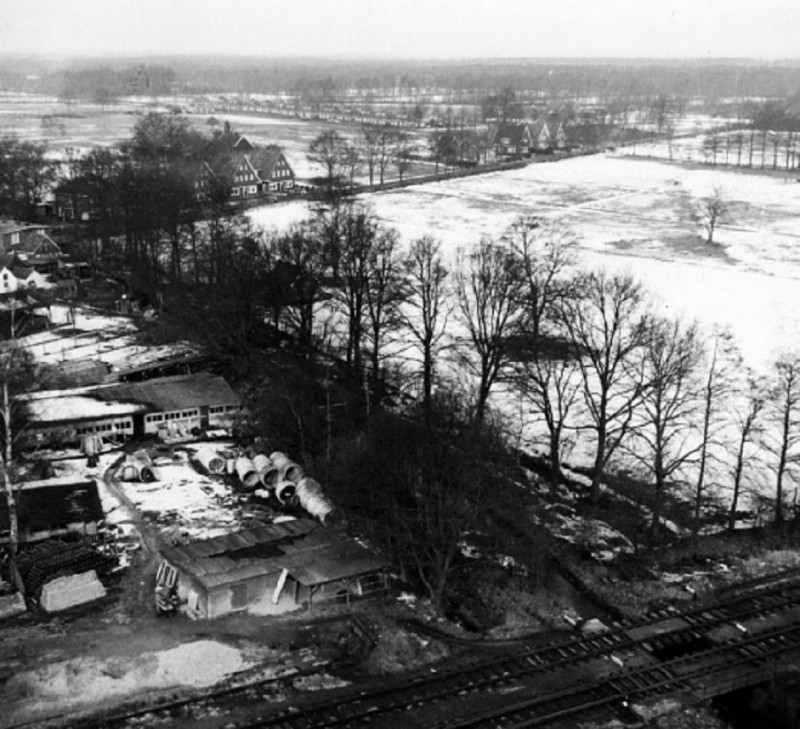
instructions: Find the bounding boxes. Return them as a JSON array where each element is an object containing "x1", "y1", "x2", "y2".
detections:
[
  {"x1": 0, "y1": 477, "x2": 104, "y2": 545},
  {"x1": 159, "y1": 518, "x2": 387, "y2": 619}
]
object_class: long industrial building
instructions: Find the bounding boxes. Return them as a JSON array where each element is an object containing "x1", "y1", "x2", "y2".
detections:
[{"x1": 19, "y1": 372, "x2": 240, "y2": 448}]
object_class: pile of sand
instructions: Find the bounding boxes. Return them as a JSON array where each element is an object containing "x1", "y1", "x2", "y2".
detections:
[{"x1": 2, "y1": 640, "x2": 247, "y2": 728}]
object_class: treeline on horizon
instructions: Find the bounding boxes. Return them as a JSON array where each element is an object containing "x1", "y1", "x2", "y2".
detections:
[{"x1": 2, "y1": 56, "x2": 800, "y2": 102}]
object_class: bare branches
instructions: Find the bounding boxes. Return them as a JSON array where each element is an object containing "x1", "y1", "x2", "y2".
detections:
[
  {"x1": 502, "y1": 215, "x2": 577, "y2": 343},
  {"x1": 764, "y1": 352, "x2": 800, "y2": 525},
  {"x1": 403, "y1": 236, "x2": 451, "y2": 421},
  {"x1": 454, "y1": 238, "x2": 526, "y2": 424},
  {"x1": 695, "y1": 187, "x2": 730, "y2": 246},
  {"x1": 557, "y1": 270, "x2": 651, "y2": 500}
]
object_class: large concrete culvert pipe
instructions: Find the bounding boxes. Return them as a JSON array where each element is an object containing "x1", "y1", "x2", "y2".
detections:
[
  {"x1": 139, "y1": 465, "x2": 159, "y2": 482},
  {"x1": 296, "y1": 477, "x2": 335, "y2": 523},
  {"x1": 252, "y1": 453, "x2": 271, "y2": 473},
  {"x1": 274, "y1": 480, "x2": 297, "y2": 504},
  {"x1": 118, "y1": 462, "x2": 141, "y2": 482},
  {"x1": 261, "y1": 466, "x2": 279, "y2": 489},
  {"x1": 269, "y1": 451, "x2": 304, "y2": 484},
  {"x1": 235, "y1": 457, "x2": 260, "y2": 489},
  {"x1": 196, "y1": 449, "x2": 226, "y2": 474}
]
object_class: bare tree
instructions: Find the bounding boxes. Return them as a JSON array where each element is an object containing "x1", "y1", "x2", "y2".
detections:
[
  {"x1": 454, "y1": 238, "x2": 526, "y2": 424},
  {"x1": 629, "y1": 317, "x2": 704, "y2": 543},
  {"x1": 308, "y1": 129, "x2": 357, "y2": 203},
  {"x1": 728, "y1": 376, "x2": 768, "y2": 532},
  {"x1": 336, "y1": 209, "x2": 375, "y2": 375},
  {"x1": 403, "y1": 236, "x2": 451, "y2": 423},
  {"x1": 516, "y1": 340, "x2": 582, "y2": 497},
  {"x1": 696, "y1": 187, "x2": 729, "y2": 246},
  {"x1": 558, "y1": 271, "x2": 651, "y2": 502},
  {"x1": 703, "y1": 133, "x2": 724, "y2": 166},
  {"x1": 502, "y1": 215, "x2": 577, "y2": 344},
  {"x1": 765, "y1": 352, "x2": 800, "y2": 526},
  {"x1": 364, "y1": 226, "x2": 406, "y2": 406},
  {"x1": 0, "y1": 310, "x2": 36, "y2": 560},
  {"x1": 361, "y1": 124, "x2": 380, "y2": 186},
  {"x1": 692, "y1": 330, "x2": 740, "y2": 541},
  {"x1": 271, "y1": 220, "x2": 328, "y2": 353},
  {"x1": 393, "y1": 133, "x2": 414, "y2": 182}
]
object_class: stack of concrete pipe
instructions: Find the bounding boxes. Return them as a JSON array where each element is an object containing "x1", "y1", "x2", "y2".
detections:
[
  {"x1": 195, "y1": 448, "x2": 226, "y2": 474},
  {"x1": 234, "y1": 457, "x2": 260, "y2": 489},
  {"x1": 269, "y1": 452, "x2": 304, "y2": 483},
  {"x1": 241, "y1": 447, "x2": 336, "y2": 523},
  {"x1": 296, "y1": 477, "x2": 335, "y2": 524},
  {"x1": 117, "y1": 450, "x2": 159, "y2": 482}
]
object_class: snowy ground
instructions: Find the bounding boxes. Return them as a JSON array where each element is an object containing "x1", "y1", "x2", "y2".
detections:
[
  {"x1": 118, "y1": 460, "x2": 248, "y2": 543},
  {"x1": 250, "y1": 151, "x2": 800, "y2": 373},
  {"x1": 21, "y1": 307, "x2": 198, "y2": 372}
]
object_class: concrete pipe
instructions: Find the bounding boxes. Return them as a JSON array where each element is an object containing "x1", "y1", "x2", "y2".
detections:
[
  {"x1": 252, "y1": 453, "x2": 271, "y2": 473},
  {"x1": 197, "y1": 449, "x2": 225, "y2": 474},
  {"x1": 269, "y1": 452, "x2": 288, "y2": 468},
  {"x1": 274, "y1": 480, "x2": 297, "y2": 504},
  {"x1": 140, "y1": 466, "x2": 159, "y2": 482},
  {"x1": 118, "y1": 463, "x2": 141, "y2": 482},
  {"x1": 235, "y1": 457, "x2": 260, "y2": 489},
  {"x1": 296, "y1": 477, "x2": 335, "y2": 523},
  {"x1": 81, "y1": 433, "x2": 101, "y2": 456},
  {"x1": 269, "y1": 451, "x2": 303, "y2": 483},
  {"x1": 280, "y1": 461, "x2": 304, "y2": 483},
  {"x1": 261, "y1": 466, "x2": 279, "y2": 489}
]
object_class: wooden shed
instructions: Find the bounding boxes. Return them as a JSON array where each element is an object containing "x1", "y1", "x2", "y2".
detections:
[
  {"x1": 159, "y1": 518, "x2": 387, "y2": 619},
  {"x1": 0, "y1": 477, "x2": 103, "y2": 545}
]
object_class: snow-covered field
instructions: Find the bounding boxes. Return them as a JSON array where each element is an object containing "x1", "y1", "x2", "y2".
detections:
[{"x1": 250, "y1": 152, "x2": 800, "y2": 372}]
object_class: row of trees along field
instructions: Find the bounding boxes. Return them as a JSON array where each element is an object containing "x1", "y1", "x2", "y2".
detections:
[{"x1": 121, "y1": 186, "x2": 799, "y2": 606}]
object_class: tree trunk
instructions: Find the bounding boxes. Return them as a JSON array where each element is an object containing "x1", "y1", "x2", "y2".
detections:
[
  {"x1": 650, "y1": 446, "x2": 665, "y2": 544},
  {"x1": 590, "y1": 419, "x2": 606, "y2": 502},
  {"x1": 422, "y1": 338, "x2": 433, "y2": 426},
  {"x1": 729, "y1": 437, "x2": 746, "y2": 532},
  {"x1": 693, "y1": 364, "x2": 715, "y2": 541},
  {"x1": 548, "y1": 429, "x2": 562, "y2": 499},
  {"x1": 2, "y1": 378, "x2": 17, "y2": 556}
]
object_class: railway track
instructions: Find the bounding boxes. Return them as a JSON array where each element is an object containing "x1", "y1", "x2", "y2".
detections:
[
  {"x1": 35, "y1": 573, "x2": 800, "y2": 729},
  {"x1": 222, "y1": 575, "x2": 800, "y2": 728},
  {"x1": 437, "y1": 621, "x2": 800, "y2": 728}
]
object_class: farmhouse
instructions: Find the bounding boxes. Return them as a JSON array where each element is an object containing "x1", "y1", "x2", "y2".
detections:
[
  {"x1": 492, "y1": 122, "x2": 535, "y2": 158},
  {"x1": 19, "y1": 371, "x2": 240, "y2": 448},
  {"x1": 231, "y1": 147, "x2": 295, "y2": 197},
  {"x1": 158, "y1": 518, "x2": 387, "y2": 618},
  {"x1": 491, "y1": 116, "x2": 568, "y2": 158}
]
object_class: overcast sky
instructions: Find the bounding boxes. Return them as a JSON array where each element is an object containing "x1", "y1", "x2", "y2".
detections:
[{"x1": 2, "y1": 0, "x2": 797, "y2": 60}]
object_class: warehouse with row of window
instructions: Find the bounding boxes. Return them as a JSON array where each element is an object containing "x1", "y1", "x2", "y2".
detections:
[{"x1": 19, "y1": 372, "x2": 241, "y2": 449}]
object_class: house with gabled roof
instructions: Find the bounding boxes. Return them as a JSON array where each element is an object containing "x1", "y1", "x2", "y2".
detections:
[
  {"x1": 492, "y1": 122, "x2": 535, "y2": 158},
  {"x1": 231, "y1": 147, "x2": 295, "y2": 198},
  {"x1": 248, "y1": 147, "x2": 295, "y2": 192},
  {"x1": 491, "y1": 116, "x2": 568, "y2": 158},
  {"x1": 0, "y1": 252, "x2": 53, "y2": 294},
  {"x1": 232, "y1": 135, "x2": 256, "y2": 154}
]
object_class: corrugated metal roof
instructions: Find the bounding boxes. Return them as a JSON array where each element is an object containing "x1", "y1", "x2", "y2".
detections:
[{"x1": 161, "y1": 519, "x2": 386, "y2": 591}]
